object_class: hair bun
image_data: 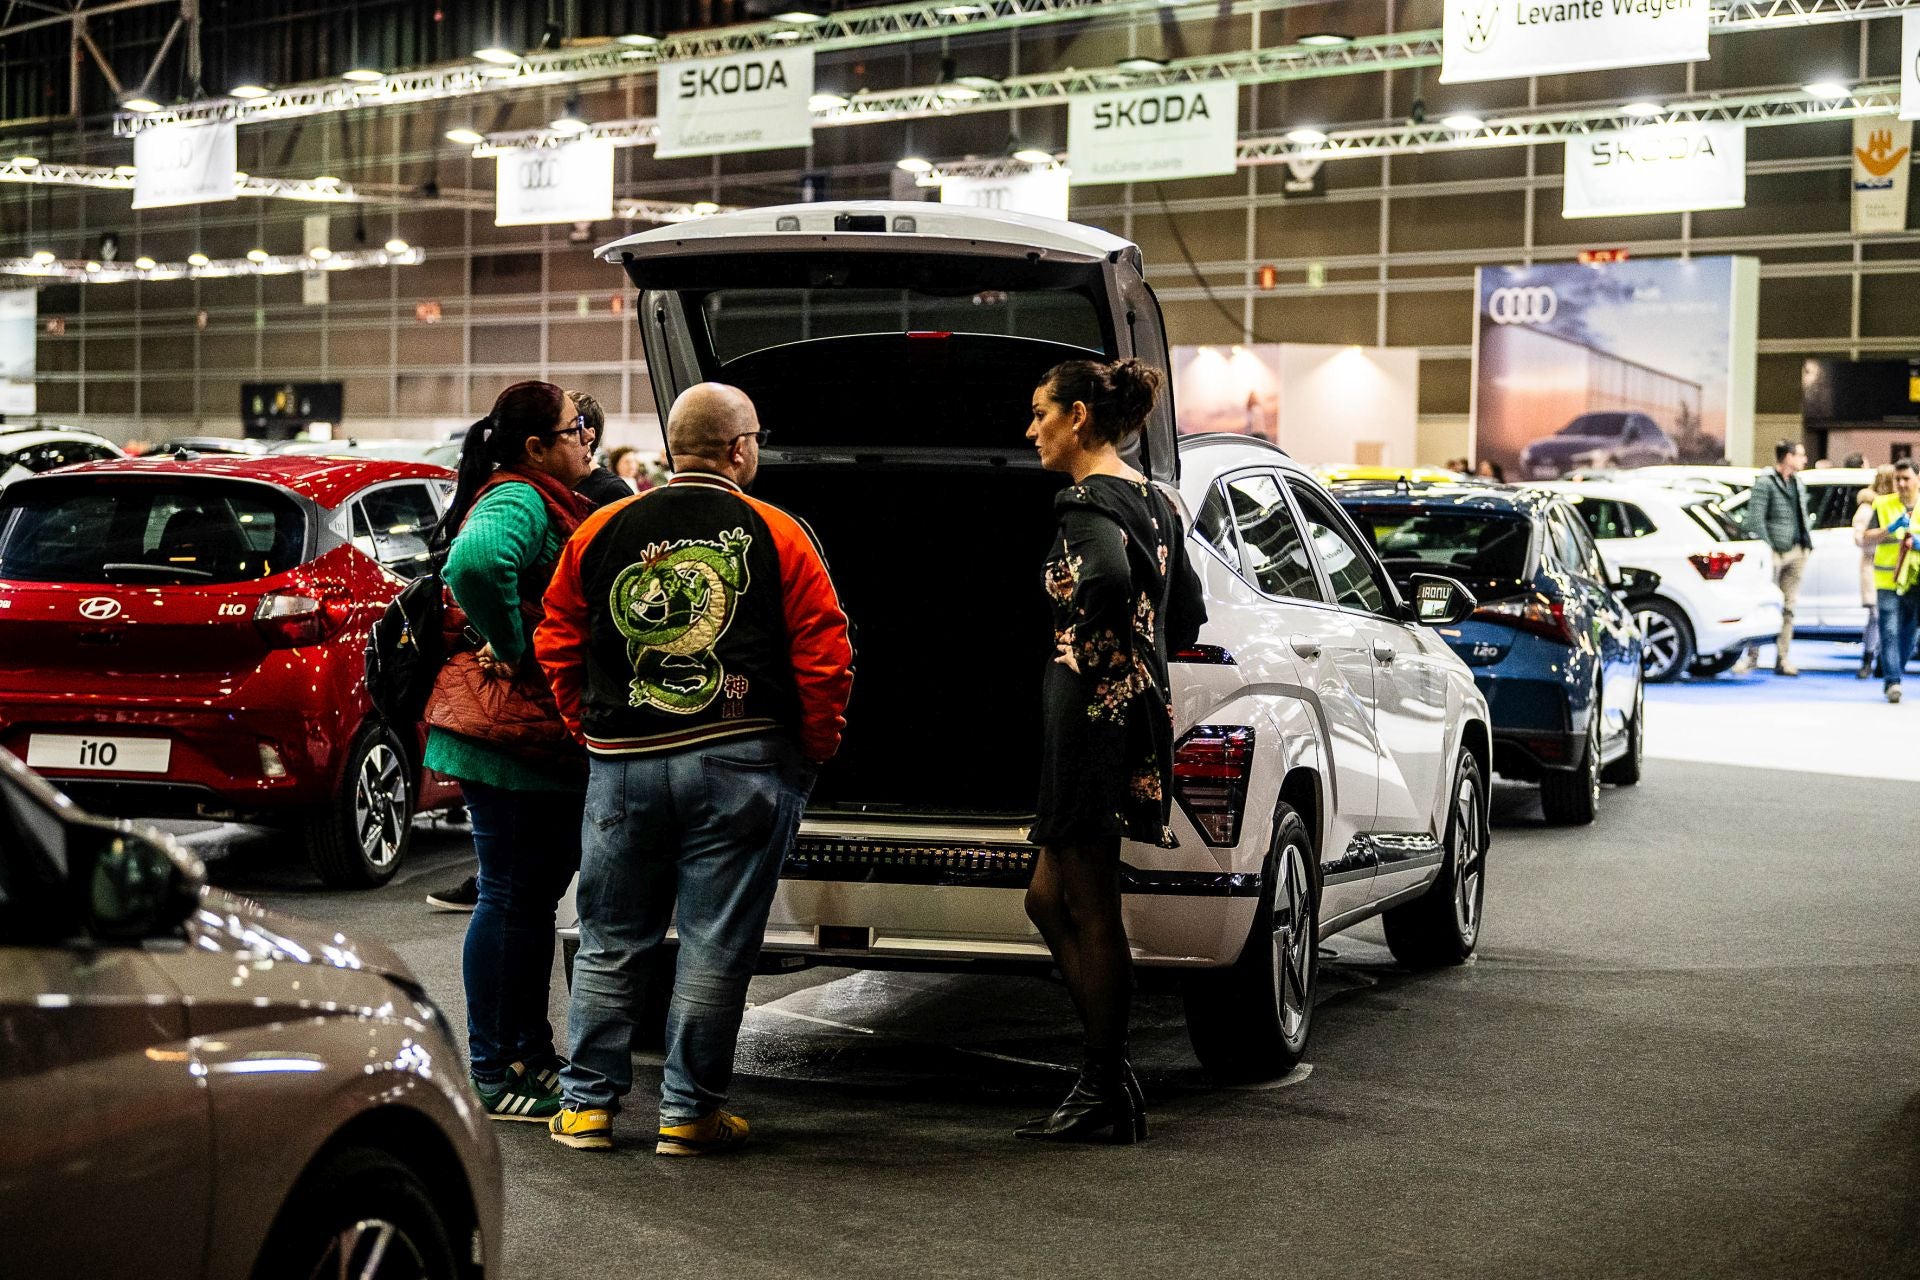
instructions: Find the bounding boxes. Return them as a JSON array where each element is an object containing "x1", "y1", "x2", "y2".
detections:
[{"x1": 1108, "y1": 358, "x2": 1162, "y2": 428}]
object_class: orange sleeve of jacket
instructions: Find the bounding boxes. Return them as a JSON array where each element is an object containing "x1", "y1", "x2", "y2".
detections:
[
  {"x1": 749, "y1": 497, "x2": 855, "y2": 763},
  {"x1": 535, "y1": 498, "x2": 631, "y2": 741}
]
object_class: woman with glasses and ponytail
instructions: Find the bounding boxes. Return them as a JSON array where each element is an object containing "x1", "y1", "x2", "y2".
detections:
[{"x1": 423, "y1": 380, "x2": 597, "y2": 1123}]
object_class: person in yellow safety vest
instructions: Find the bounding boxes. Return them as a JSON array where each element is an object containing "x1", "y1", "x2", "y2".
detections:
[{"x1": 1862, "y1": 458, "x2": 1920, "y2": 703}]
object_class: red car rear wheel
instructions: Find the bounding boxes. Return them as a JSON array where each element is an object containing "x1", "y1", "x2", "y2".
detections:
[{"x1": 305, "y1": 722, "x2": 414, "y2": 887}]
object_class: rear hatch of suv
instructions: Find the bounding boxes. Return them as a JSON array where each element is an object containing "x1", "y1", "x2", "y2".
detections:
[{"x1": 601, "y1": 202, "x2": 1177, "y2": 822}]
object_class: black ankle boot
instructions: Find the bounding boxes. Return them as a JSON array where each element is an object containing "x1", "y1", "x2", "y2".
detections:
[{"x1": 1014, "y1": 1060, "x2": 1143, "y2": 1144}]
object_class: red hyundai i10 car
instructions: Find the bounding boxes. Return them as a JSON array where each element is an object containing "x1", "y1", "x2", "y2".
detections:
[{"x1": 0, "y1": 454, "x2": 462, "y2": 886}]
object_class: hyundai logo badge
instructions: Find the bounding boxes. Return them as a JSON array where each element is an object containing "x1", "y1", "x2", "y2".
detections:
[{"x1": 78, "y1": 596, "x2": 122, "y2": 620}]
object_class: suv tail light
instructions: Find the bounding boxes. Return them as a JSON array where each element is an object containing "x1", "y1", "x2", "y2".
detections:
[
  {"x1": 1688, "y1": 551, "x2": 1744, "y2": 580},
  {"x1": 1173, "y1": 725, "x2": 1255, "y2": 847},
  {"x1": 254, "y1": 586, "x2": 352, "y2": 649},
  {"x1": 1472, "y1": 598, "x2": 1575, "y2": 644}
]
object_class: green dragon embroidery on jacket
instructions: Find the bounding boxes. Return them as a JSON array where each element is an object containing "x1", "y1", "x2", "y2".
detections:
[{"x1": 608, "y1": 529, "x2": 752, "y2": 714}]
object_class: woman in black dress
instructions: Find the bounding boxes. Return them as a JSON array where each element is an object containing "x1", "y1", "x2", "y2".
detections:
[{"x1": 1018, "y1": 358, "x2": 1206, "y2": 1144}]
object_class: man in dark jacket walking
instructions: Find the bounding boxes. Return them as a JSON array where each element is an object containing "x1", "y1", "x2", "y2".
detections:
[
  {"x1": 1744, "y1": 439, "x2": 1815, "y2": 676},
  {"x1": 536, "y1": 382, "x2": 854, "y2": 1156}
]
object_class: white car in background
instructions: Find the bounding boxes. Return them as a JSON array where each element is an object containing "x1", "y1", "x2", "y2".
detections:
[
  {"x1": 1719, "y1": 467, "x2": 1876, "y2": 637},
  {"x1": 1538, "y1": 480, "x2": 1781, "y2": 681},
  {"x1": 0, "y1": 426, "x2": 124, "y2": 488}
]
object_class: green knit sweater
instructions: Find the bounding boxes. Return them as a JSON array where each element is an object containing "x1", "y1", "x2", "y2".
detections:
[{"x1": 422, "y1": 483, "x2": 582, "y2": 793}]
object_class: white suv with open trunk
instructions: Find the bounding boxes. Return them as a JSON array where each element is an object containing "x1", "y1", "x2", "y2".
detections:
[{"x1": 559, "y1": 203, "x2": 1494, "y2": 1079}]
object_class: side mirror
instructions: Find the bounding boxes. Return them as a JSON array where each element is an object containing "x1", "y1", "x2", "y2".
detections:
[
  {"x1": 1408, "y1": 572, "x2": 1479, "y2": 627},
  {"x1": 1611, "y1": 565, "x2": 1662, "y2": 597},
  {"x1": 78, "y1": 824, "x2": 203, "y2": 943}
]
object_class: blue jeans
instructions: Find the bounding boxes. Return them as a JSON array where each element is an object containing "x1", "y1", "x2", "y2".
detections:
[
  {"x1": 561, "y1": 734, "x2": 813, "y2": 1125},
  {"x1": 1876, "y1": 589, "x2": 1920, "y2": 687},
  {"x1": 460, "y1": 781, "x2": 584, "y2": 1083}
]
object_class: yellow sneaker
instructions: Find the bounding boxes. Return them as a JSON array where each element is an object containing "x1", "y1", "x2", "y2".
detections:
[
  {"x1": 655, "y1": 1109, "x2": 750, "y2": 1157},
  {"x1": 548, "y1": 1107, "x2": 613, "y2": 1151}
]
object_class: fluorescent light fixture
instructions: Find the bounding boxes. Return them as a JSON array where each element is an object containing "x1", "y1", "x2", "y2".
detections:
[
  {"x1": 896, "y1": 156, "x2": 934, "y2": 173},
  {"x1": 229, "y1": 83, "x2": 272, "y2": 99},
  {"x1": 616, "y1": 33, "x2": 659, "y2": 46},
  {"x1": 12, "y1": 156, "x2": 39, "y2": 168},
  {"x1": 1802, "y1": 80, "x2": 1849, "y2": 99},
  {"x1": 84, "y1": 261, "x2": 100, "y2": 272},
  {"x1": 1440, "y1": 113, "x2": 1485, "y2": 131},
  {"x1": 936, "y1": 4, "x2": 988, "y2": 14},
  {"x1": 768, "y1": 28, "x2": 801, "y2": 41},
  {"x1": 936, "y1": 84, "x2": 984, "y2": 101},
  {"x1": 1117, "y1": 56, "x2": 1169, "y2": 71},
  {"x1": 773, "y1": 9, "x2": 824, "y2": 21},
  {"x1": 692, "y1": 201, "x2": 720, "y2": 214},
  {"x1": 955, "y1": 75, "x2": 1002, "y2": 90},
  {"x1": 134, "y1": 256, "x2": 156, "y2": 269},
  {"x1": 473, "y1": 47, "x2": 521, "y2": 64},
  {"x1": 1012, "y1": 147, "x2": 1057, "y2": 164},
  {"x1": 187, "y1": 252, "x2": 210, "y2": 266},
  {"x1": 246, "y1": 248, "x2": 269, "y2": 262},
  {"x1": 550, "y1": 114, "x2": 590, "y2": 135},
  {"x1": 121, "y1": 97, "x2": 162, "y2": 112},
  {"x1": 313, "y1": 175, "x2": 341, "y2": 186},
  {"x1": 1299, "y1": 32, "x2": 1353, "y2": 46},
  {"x1": 309, "y1": 246, "x2": 333, "y2": 260},
  {"x1": 30, "y1": 251, "x2": 54, "y2": 265},
  {"x1": 341, "y1": 69, "x2": 385, "y2": 82},
  {"x1": 232, "y1": 170, "x2": 249, "y2": 181},
  {"x1": 808, "y1": 92, "x2": 850, "y2": 110},
  {"x1": 1286, "y1": 127, "x2": 1330, "y2": 145},
  {"x1": 1622, "y1": 101, "x2": 1663, "y2": 117},
  {"x1": 445, "y1": 127, "x2": 486, "y2": 146},
  {"x1": 113, "y1": 165, "x2": 138, "y2": 176},
  {"x1": 384, "y1": 238, "x2": 410, "y2": 254}
]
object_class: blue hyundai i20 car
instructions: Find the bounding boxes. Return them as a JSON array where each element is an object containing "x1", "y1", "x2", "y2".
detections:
[{"x1": 1331, "y1": 482, "x2": 1650, "y2": 825}]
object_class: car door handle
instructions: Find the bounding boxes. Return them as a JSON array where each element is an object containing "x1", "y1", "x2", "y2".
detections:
[
  {"x1": 1289, "y1": 635, "x2": 1321, "y2": 659},
  {"x1": 1371, "y1": 639, "x2": 1397, "y2": 663}
]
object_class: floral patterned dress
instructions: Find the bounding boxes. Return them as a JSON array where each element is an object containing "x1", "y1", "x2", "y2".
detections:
[{"x1": 1032, "y1": 475, "x2": 1207, "y2": 848}]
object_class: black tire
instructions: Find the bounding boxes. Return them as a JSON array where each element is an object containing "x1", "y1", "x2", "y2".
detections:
[
  {"x1": 1600, "y1": 678, "x2": 1644, "y2": 786},
  {"x1": 562, "y1": 935, "x2": 673, "y2": 1053},
  {"x1": 305, "y1": 722, "x2": 414, "y2": 888},
  {"x1": 1181, "y1": 803, "x2": 1318, "y2": 1081},
  {"x1": 1382, "y1": 753, "x2": 1487, "y2": 968},
  {"x1": 251, "y1": 1146, "x2": 462, "y2": 1280},
  {"x1": 1688, "y1": 651, "x2": 1742, "y2": 679},
  {"x1": 1633, "y1": 597, "x2": 1695, "y2": 683},
  {"x1": 1539, "y1": 693, "x2": 1601, "y2": 826}
]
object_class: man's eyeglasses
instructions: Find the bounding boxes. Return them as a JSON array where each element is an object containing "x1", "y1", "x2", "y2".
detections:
[{"x1": 732, "y1": 429, "x2": 771, "y2": 448}]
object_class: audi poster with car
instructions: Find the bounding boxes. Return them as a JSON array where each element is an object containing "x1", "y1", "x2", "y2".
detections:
[{"x1": 1472, "y1": 256, "x2": 1761, "y2": 480}]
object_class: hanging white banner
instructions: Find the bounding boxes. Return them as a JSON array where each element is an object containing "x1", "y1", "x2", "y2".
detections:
[
  {"x1": 1852, "y1": 116, "x2": 1913, "y2": 234},
  {"x1": 940, "y1": 168, "x2": 1071, "y2": 220},
  {"x1": 131, "y1": 121, "x2": 237, "y2": 210},
  {"x1": 1066, "y1": 82, "x2": 1238, "y2": 187},
  {"x1": 1563, "y1": 122, "x2": 1745, "y2": 218},
  {"x1": 656, "y1": 49, "x2": 813, "y2": 159},
  {"x1": 1901, "y1": 13, "x2": 1920, "y2": 121},
  {"x1": 0, "y1": 292, "x2": 34, "y2": 416},
  {"x1": 494, "y1": 140, "x2": 615, "y2": 227},
  {"x1": 1442, "y1": 0, "x2": 1709, "y2": 84}
]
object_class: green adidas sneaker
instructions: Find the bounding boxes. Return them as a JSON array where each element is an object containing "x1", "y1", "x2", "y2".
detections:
[{"x1": 472, "y1": 1062, "x2": 562, "y2": 1123}]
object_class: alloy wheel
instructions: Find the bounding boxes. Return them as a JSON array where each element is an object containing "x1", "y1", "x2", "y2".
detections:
[
  {"x1": 1634, "y1": 607, "x2": 1684, "y2": 681},
  {"x1": 354, "y1": 743, "x2": 408, "y2": 870},
  {"x1": 304, "y1": 1217, "x2": 428, "y2": 1280},
  {"x1": 1451, "y1": 772, "x2": 1485, "y2": 947},
  {"x1": 1272, "y1": 840, "x2": 1314, "y2": 1041}
]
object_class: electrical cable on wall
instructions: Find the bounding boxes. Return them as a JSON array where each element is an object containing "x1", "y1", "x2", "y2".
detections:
[{"x1": 1154, "y1": 183, "x2": 1277, "y2": 345}]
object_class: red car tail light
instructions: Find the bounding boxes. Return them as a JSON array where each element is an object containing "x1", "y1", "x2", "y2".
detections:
[
  {"x1": 254, "y1": 585, "x2": 352, "y2": 649},
  {"x1": 1173, "y1": 725, "x2": 1255, "y2": 847},
  {"x1": 1471, "y1": 598, "x2": 1575, "y2": 644},
  {"x1": 1688, "y1": 551, "x2": 1744, "y2": 580}
]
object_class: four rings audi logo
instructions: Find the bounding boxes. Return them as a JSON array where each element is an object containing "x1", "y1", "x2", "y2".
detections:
[
  {"x1": 78, "y1": 597, "x2": 122, "y2": 621},
  {"x1": 1487, "y1": 286, "x2": 1558, "y2": 326}
]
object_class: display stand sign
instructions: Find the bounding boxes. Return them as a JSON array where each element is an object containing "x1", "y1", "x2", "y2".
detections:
[
  {"x1": 1852, "y1": 117, "x2": 1913, "y2": 234},
  {"x1": 940, "y1": 168, "x2": 1071, "y2": 220},
  {"x1": 131, "y1": 121, "x2": 237, "y2": 209},
  {"x1": 1066, "y1": 82, "x2": 1237, "y2": 186},
  {"x1": 656, "y1": 49, "x2": 813, "y2": 159},
  {"x1": 1442, "y1": 0, "x2": 1708, "y2": 83},
  {"x1": 494, "y1": 140, "x2": 615, "y2": 226},
  {"x1": 1901, "y1": 13, "x2": 1920, "y2": 122},
  {"x1": 1563, "y1": 122, "x2": 1745, "y2": 218},
  {"x1": 0, "y1": 291, "x2": 34, "y2": 416}
]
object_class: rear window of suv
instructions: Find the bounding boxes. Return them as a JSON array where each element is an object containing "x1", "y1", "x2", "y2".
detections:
[
  {"x1": 1350, "y1": 507, "x2": 1533, "y2": 581},
  {"x1": 0, "y1": 480, "x2": 307, "y2": 584},
  {"x1": 698, "y1": 286, "x2": 1106, "y2": 364}
]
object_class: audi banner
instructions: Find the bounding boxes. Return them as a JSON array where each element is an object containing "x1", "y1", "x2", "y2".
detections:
[
  {"x1": 939, "y1": 168, "x2": 1071, "y2": 220},
  {"x1": 1065, "y1": 82, "x2": 1238, "y2": 186},
  {"x1": 1563, "y1": 122, "x2": 1745, "y2": 219},
  {"x1": 1471, "y1": 257, "x2": 1760, "y2": 480},
  {"x1": 656, "y1": 49, "x2": 813, "y2": 160},
  {"x1": 1441, "y1": 0, "x2": 1708, "y2": 84},
  {"x1": 131, "y1": 121, "x2": 237, "y2": 210},
  {"x1": 494, "y1": 140, "x2": 615, "y2": 227}
]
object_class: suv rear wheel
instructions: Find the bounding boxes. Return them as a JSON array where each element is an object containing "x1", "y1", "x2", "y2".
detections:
[
  {"x1": 1383, "y1": 753, "x2": 1487, "y2": 967},
  {"x1": 1181, "y1": 803, "x2": 1317, "y2": 1081},
  {"x1": 251, "y1": 1146, "x2": 461, "y2": 1280},
  {"x1": 1539, "y1": 695, "x2": 1601, "y2": 826},
  {"x1": 306, "y1": 723, "x2": 414, "y2": 888}
]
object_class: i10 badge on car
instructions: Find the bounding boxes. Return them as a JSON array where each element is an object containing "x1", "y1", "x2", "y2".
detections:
[{"x1": 552, "y1": 202, "x2": 1496, "y2": 1081}]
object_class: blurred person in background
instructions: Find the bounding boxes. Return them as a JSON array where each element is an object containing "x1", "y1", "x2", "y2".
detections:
[
  {"x1": 1862, "y1": 458, "x2": 1920, "y2": 703},
  {"x1": 606, "y1": 445, "x2": 653, "y2": 494},
  {"x1": 1740, "y1": 440, "x2": 1815, "y2": 676},
  {"x1": 1852, "y1": 466, "x2": 1897, "y2": 678}
]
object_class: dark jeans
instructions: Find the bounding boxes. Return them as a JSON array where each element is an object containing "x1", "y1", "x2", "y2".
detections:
[
  {"x1": 1876, "y1": 589, "x2": 1920, "y2": 687},
  {"x1": 461, "y1": 780, "x2": 584, "y2": 1084},
  {"x1": 561, "y1": 734, "x2": 813, "y2": 1125}
]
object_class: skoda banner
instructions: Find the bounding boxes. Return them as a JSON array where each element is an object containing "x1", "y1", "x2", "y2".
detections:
[
  {"x1": 940, "y1": 168, "x2": 1071, "y2": 220},
  {"x1": 1852, "y1": 117, "x2": 1913, "y2": 234},
  {"x1": 1442, "y1": 0, "x2": 1708, "y2": 83},
  {"x1": 656, "y1": 48, "x2": 813, "y2": 159},
  {"x1": 131, "y1": 121, "x2": 237, "y2": 210},
  {"x1": 0, "y1": 291, "x2": 34, "y2": 416},
  {"x1": 1902, "y1": 13, "x2": 1920, "y2": 121},
  {"x1": 1066, "y1": 82, "x2": 1237, "y2": 186},
  {"x1": 494, "y1": 140, "x2": 615, "y2": 226},
  {"x1": 1563, "y1": 121, "x2": 1745, "y2": 218}
]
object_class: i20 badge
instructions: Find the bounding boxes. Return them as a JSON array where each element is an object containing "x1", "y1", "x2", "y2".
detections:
[{"x1": 78, "y1": 596, "x2": 123, "y2": 620}]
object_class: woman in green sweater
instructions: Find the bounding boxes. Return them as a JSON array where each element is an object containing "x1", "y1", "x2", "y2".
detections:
[{"x1": 426, "y1": 380, "x2": 595, "y2": 1121}]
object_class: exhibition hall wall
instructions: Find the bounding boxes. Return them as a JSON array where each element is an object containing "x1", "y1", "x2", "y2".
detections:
[{"x1": 1172, "y1": 343, "x2": 1419, "y2": 467}]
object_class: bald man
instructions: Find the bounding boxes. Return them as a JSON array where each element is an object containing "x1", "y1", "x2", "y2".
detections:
[{"x1": 536, "y1": 381, "x2": 853, "y2": 1157}]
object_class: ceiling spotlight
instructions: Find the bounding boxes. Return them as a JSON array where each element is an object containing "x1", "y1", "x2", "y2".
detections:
[
  {"x1": 768, "y1": 29, "x2": 801, "y2": 41},
  {"x1": 473, "y1": 47, "x2": 521, "y2": 64},
  {"x1": 313, "y1": 175, "x2": 341, "y2": 186},
  {"x1": 229, "y1": 83, "x2": 272, "y2": 99},
  {"x1": 113, "y1": 165, "x2": 138, "y2": 176},
  {"x1": 936, "y1": 4, "x2": 988, "y2": 14},
  {"x1": 1440, "y1": 113, "x2": 1485, "y2": 131},
  {"x1": 30, "y1": 251, "x2": 54, "y2": 265},
  {"x1": 551, "y1": 114, "x2": 589, "y2": 135},
  {"x1": 808, "y1": 92, "x2": 850, "y2": 111},
  {"x1": 84, "y1": 261, "x2": 101, "y2": 273},
  {"x1": 896, "y1": 156, "x2": 934, "y2": 173},
  {"x1": 309, "y1": 246, "x2": 333, "y2": 260},
  {"x1": 1013, "y1": 147, "x2": 1057, "y2": 164},
  {"x1": 955, "y1": 75, "x2": 1002, "y2": 91},
  {"x1": 342, "y1": 69, "x2": 385, "y2": 83},
  {"x1": 246, "y1": 248, "x2": 269, "y2": 262},
  {"x1": 233, "y1": 170, "x2": 249, "y2": 181},
  {"x1": 121, "y1": 96, "x2": 162, "y2": 113},
  {"x1": 1117, "y1": 56, "x2": 1169, "y2": 72},
  {"x1": 445, "y1": 127, "x2": 486, "y2": 146},
  {"x1": 384, "y1": 238, "x2": 410, "y2": 254},
  {"x1": 12, "y1": 155, "x2": 39, "y2": 169},
  {"x1": 773, "y1": 9, "x2": 824, "y2": 22},
  {"x1": 692, "y1": 201, "x2": 720, "y2": 214},
  {"x1": 134, "y1": 256, "x2": 156, "y2": 269},
  {"x1": 1802, "y1": 80, "x2": 1849, "y2": 99},
  {"x1": 1622, "y1": 101, "x2": 1663, "y2": 117},
  {"x1": 187, "y1": 252, "x2": 210, "y2": 266},
  {"x1": 1286, "y1": 127, "x2": 1331, "y2": 145},
  {"x1": 1299, "y1": 32, "x2": 1353, "y2": 46},
  {"x1": 936, "y1": 84, "x2": 984, "y2": 101},
  {"x1": 616, "y1": 33, "x2": 659, "y2": 46}
]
